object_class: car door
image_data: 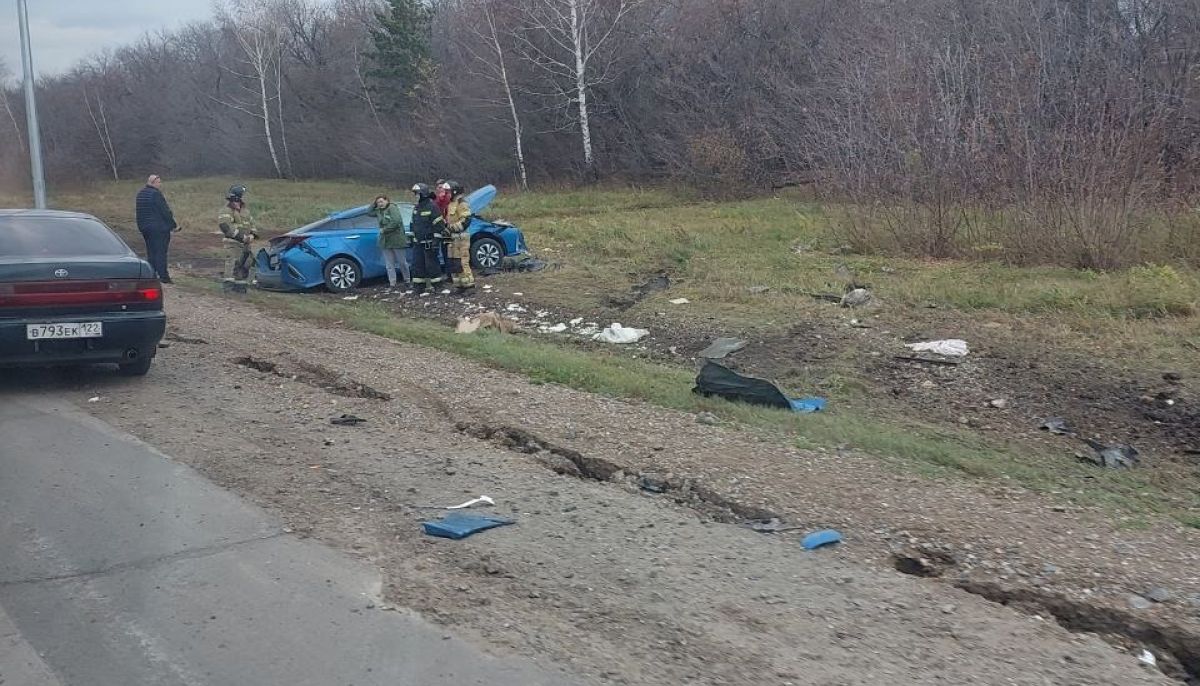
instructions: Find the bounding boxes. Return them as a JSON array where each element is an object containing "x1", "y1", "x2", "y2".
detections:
[{"x1": 305, "y1": 218, "x2": 384, "y2": 280}]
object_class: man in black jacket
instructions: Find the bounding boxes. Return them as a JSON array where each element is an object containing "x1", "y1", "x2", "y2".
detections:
[{"x1": 135, "y1": 174, "x2": 179, "y2": 283}]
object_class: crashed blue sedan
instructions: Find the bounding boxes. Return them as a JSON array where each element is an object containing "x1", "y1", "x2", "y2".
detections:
[{"x1": 254, "y1": 185, "x2": 528, "y2": 292}]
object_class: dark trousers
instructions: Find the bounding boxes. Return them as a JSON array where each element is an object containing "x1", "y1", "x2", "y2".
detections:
[{"x1": 141, "y1": 230, "x2": 172, "y2": 281}]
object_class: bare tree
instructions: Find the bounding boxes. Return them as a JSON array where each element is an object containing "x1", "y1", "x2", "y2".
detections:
[
  {"x1": 510, "y1": 0, "x2": 636, "y2": 171},
  {"x1": 215, "y1": 1, "x2": 289, "y2": 177},
  {"x1": 81, "y1": 79, "x2": 119, "y2": 180},
  {"x1": 0, "y1": 58, "x2": 23, "y2": 153},
  {"x1": 454, "y1": 0, "x2": 529, "y2": 188}
]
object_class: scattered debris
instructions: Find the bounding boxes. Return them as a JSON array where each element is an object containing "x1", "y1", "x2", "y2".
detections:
[
  {"x1": 1079, "y1": 439, "x2": 1139, "y2": 469},
  {"x1": 669, "y1": 298, "x2": 690, "y2": 305},
  {"x1": 638, "y1": 474, "x2": 669, "y2": 494},
  {"x1": 446, "y1": 495, "x2": 495, "y2": 510},
  {"x1": 342, "y1": 295, "x2": 359, "y2": 301},
  {"x1": 841, "y1": 288, "x2": 872, "y2": 308},
  {"x1": 693, "y1": 361, "x2": 826, "y2": 413},
  {"x1": 569, "y1": 317, "x2": 584, "y2": 326},
  {"x1": 1040, "y1": 417, "x2": 1077, "y2": 436},
  {"x1": 634, "y1": 274, "x2": 671, "y2": 299},
  {"x1": 894, "y1": 355, "x2": 962, "y2": 367},
  {"x1": 87, "y1": 396, "x2": 101, "y2": 403},
  {"x1": 457, "y1": 312, "x2": 519, "y2": 334},
  {"x1": 988, "y1": 398, "x2": 1009, "y2": 410},
  {"x1": 801, "y1": 529, "x2": 843, "y2": 550},
  {"x1": 747, "y1": 286, "x2": 771, "y2": 294},
  {"x1": 1128, "y1": 594, "x2": 1154, "y2": 610},
  {"x1": 330, "y1": 414, "x2": 367, "y2": 426},
  {"x1": 1139, "y1": 650, "x2": 1157, "y2": 668},
  {"x1": 157, "y1": 341, "x2": 171, "y2": 349},
  {"x1": 422, "y1": 514, "x2": 515, "y2": 540},
  {"x1": 505, "y1": 303, "x2": 527, "y2": 313},
  {"x1": 440, "y1": 289, "x2": 452, "y2": 295},
  {"x1": 696, "y1": 412, "x2": 721, "y2": 426},
  {"x1": 698, "y1": 337, "x2": 747, "y2": 360},
  {"x1": 594, "y1": 323, "x2": 649, "y2": 344},
  {"x1": 538, "y1": 323, "x2": 568, "y2": 333},
  {"x1": 1145, "y1": 587, "x2": 1173, "y2": 604},
  {"x1": 905, "y1": 339, "x2": 970, "y2": 357},
  {"x1": 849, "y1": 318, "x2": 872, "y2": 329},
  {"x1": 745, "y1": 518, "x2": 794, "y2": 533}
]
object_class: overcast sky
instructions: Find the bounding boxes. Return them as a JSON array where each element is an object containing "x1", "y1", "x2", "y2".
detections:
[{"x1": 0, "y1": 1, "x2": 214, "y2": 78}]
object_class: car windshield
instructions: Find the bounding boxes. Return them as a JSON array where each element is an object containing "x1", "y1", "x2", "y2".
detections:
[{"x1": 0, "y1": 215, "x2": 129, "y2": 257}]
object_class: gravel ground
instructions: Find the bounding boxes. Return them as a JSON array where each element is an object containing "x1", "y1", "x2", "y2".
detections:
[{"x1": 11, "y1": 284, "x2": 1198, "y2": 685}]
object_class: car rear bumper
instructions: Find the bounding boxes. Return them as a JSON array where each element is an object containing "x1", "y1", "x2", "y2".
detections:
[
  {"x1": 255, "y1": 249, "x2": 317, "y2": 291},
  {"x1": 0, "y1": 311, "x2": 166, "y2": 367}
]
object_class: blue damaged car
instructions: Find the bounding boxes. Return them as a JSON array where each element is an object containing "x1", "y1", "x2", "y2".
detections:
[{"x1": 254, "y1": 185, "x2": 528, "y2": 292}]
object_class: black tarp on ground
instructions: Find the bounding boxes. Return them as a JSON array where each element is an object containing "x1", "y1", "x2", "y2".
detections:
[{"x1": 692, "y1": 361, "x2": 793, "y2": 409}]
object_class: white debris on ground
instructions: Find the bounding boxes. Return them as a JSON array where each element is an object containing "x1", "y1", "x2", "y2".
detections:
[
  {"x1": 905, "y1": 339, "x2": 970, "y2": 357},
  {"x1": 669, "y1": 298, "x2": 690, "y2": 305},
  {"x1": 594, "y1": 323, "x2": 650, "y2": 344},
  {"x1": 506, "y1": 303, "x2": 528, "y2": 313},
  {"x1": 539, "y1": 323, "x2": 569, "y2": 333}
]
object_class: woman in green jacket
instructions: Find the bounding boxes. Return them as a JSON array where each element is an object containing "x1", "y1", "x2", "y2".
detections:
[{"x1": 369, "y1": 195, "x2": 412, "y2": 288}]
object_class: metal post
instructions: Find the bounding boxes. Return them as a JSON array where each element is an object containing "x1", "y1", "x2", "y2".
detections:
[{"x1": 17, "y1": 0, "x2": 47, "y2": 209}]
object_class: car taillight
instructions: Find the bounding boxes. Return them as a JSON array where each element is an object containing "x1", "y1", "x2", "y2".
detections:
[{"x1": 0, "y1": 280, "x2": 162, "y2": 308}]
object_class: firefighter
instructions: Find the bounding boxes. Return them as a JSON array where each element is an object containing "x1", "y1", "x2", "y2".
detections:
[
  {"x1": 217, "y1": 184, "x2": 259, "y2": 293},
  {"x1": 441, "y1": 180, "x2": 475, "y2": 292},
  {"x1": 408, "y1": 184, "x2": 447, "y2": 292}
]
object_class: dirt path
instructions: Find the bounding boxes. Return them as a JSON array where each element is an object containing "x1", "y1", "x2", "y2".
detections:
[{"x1": 26, "y1": 285, "x2": 1200, "y2": 684}]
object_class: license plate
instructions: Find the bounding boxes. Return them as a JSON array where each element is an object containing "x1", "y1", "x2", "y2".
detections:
[{"x1": 26, "y1": 322, "x2": 103, "y2": 340}]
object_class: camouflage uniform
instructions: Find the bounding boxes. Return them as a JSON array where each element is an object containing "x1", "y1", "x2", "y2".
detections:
[
  {"x1": 444, "y1": 196, "x2": 474, "y2": 290},
  {"x1": 217, "y1": 202, "x2": 259, "y2": 286}
]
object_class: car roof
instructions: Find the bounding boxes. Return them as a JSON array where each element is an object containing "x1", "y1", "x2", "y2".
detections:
[{"x1": 0, "y1": 209, "x2": 101, "y2": 220}]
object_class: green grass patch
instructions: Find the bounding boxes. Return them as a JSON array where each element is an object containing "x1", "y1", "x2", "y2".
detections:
[{"x1": 179, "y1": 275, "x2": 1198, "y2": 526}]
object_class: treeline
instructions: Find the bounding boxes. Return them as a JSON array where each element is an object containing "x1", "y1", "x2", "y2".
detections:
[{"x1": 2, "y1": 0, "x2": 1200, "y2": 266}]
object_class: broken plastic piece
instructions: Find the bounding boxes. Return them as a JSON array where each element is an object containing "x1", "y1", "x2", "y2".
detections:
[
  {"x1": 699, "y1": 337, "x2": 747, "y2": 360},
  {"x1": 801, "y1": 529, "x2": 843, "y2": 550},
  {"x1": 789, "y1": 397, "x2": 827, "y2": 414},
  {"x1": 669, "y1": 298, "x2": 690, "y2": 305},
  {"x1": 1080, "y1": 439, "x2": 1139, "y2": 469},
  {"x1": 446, "y1": 495, "x2": 495, "y2": 510},
  {"x1": 330, "y1": 414, "x2": 367, "y2": 426},
  {"x1": 1040, "y1": 417, "x2": 1076, "y2": 436},
  {"x1": 422, "y1": 514, "x2": 514, "y2": 540}
]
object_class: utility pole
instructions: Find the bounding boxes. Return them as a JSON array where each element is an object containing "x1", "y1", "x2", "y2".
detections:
[{"x1": 17, "y1": 0, "x2": 46, "y2": 208}]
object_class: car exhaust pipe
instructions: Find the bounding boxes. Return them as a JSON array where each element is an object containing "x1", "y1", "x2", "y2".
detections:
[{"x1": 124, "y1": 348, "x2": 139, "y2": 360}]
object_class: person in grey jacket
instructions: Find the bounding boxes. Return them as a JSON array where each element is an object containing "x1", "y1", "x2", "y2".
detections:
[{"x1": 134, "y1": 174, "x2": 179, "y2": 283}]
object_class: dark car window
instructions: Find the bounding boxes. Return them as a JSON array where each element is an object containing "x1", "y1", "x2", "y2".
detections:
[{"x1": 0, "y1": 216, "x2": 130, "y2": 257}]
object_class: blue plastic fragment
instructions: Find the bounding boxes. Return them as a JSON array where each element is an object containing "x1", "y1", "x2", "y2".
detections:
[
  {"x1": 789, "y1": 396, "x2": 827, "y2": 414},
  {"x1": 422, "y1": 514, "x2": 515, "y2": 540},
  {"x1": 801, "y1": 529, "x2": 843, "y2": 550}
]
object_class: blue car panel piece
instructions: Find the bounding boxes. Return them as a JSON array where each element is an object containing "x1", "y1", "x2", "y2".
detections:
[{"x1": 255, "y1": 185, "x2": 526, "y2": 292}]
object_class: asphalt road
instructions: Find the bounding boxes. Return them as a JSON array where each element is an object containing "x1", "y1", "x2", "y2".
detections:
[{"x1": 0, "y1": 390, "x2": 573, "y2": 686}]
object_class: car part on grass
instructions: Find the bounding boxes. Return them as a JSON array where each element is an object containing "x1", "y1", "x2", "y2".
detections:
[
  {"x1": 1079, "y1": 439, "x2": 1139, "y2": 469},
  {"x1": 1040, "y1": 417, "x2": 1077, "y2": 436},
  {"x1": 422, "y1": 514, "x2": 514, "y2": 540},
  {"x1": 693, "y1": 361, "x2": 826, "y2": 414},
  {"x1": 801, "y1": 529, "x2": 843, "y2": 550},
  {"x1": 594, "y1": 323, "x2": 649, "y2": 344},
  {"x1": 905, "y1": 339, "x2": 970, "y2": 357},
  {"x1": 698, "y1": 337, "x2": 747, "y2": 360}
]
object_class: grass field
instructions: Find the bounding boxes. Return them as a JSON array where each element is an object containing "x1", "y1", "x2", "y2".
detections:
[{"x1": 6, "y1": 177, "x2": 1200, "y2": 526}]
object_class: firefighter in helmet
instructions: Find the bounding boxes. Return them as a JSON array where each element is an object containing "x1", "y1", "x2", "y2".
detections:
[
  {"x1": 441, "y1": 180, "x2": 475, "y2": 292},
  {"x1": 216, "y1": 184, "x2": 259, "y2": 292}
]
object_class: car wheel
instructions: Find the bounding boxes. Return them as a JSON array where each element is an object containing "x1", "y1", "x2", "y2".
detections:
[
  {"x1": 117, "y1": 356, "x2": 153, "y2": 377},
  {"x1": 471, "y1": 237, "x2": 504, "y2": 271},
  {"x1": 323, "y1": 257, "x2": 361, "y2": 292}
]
